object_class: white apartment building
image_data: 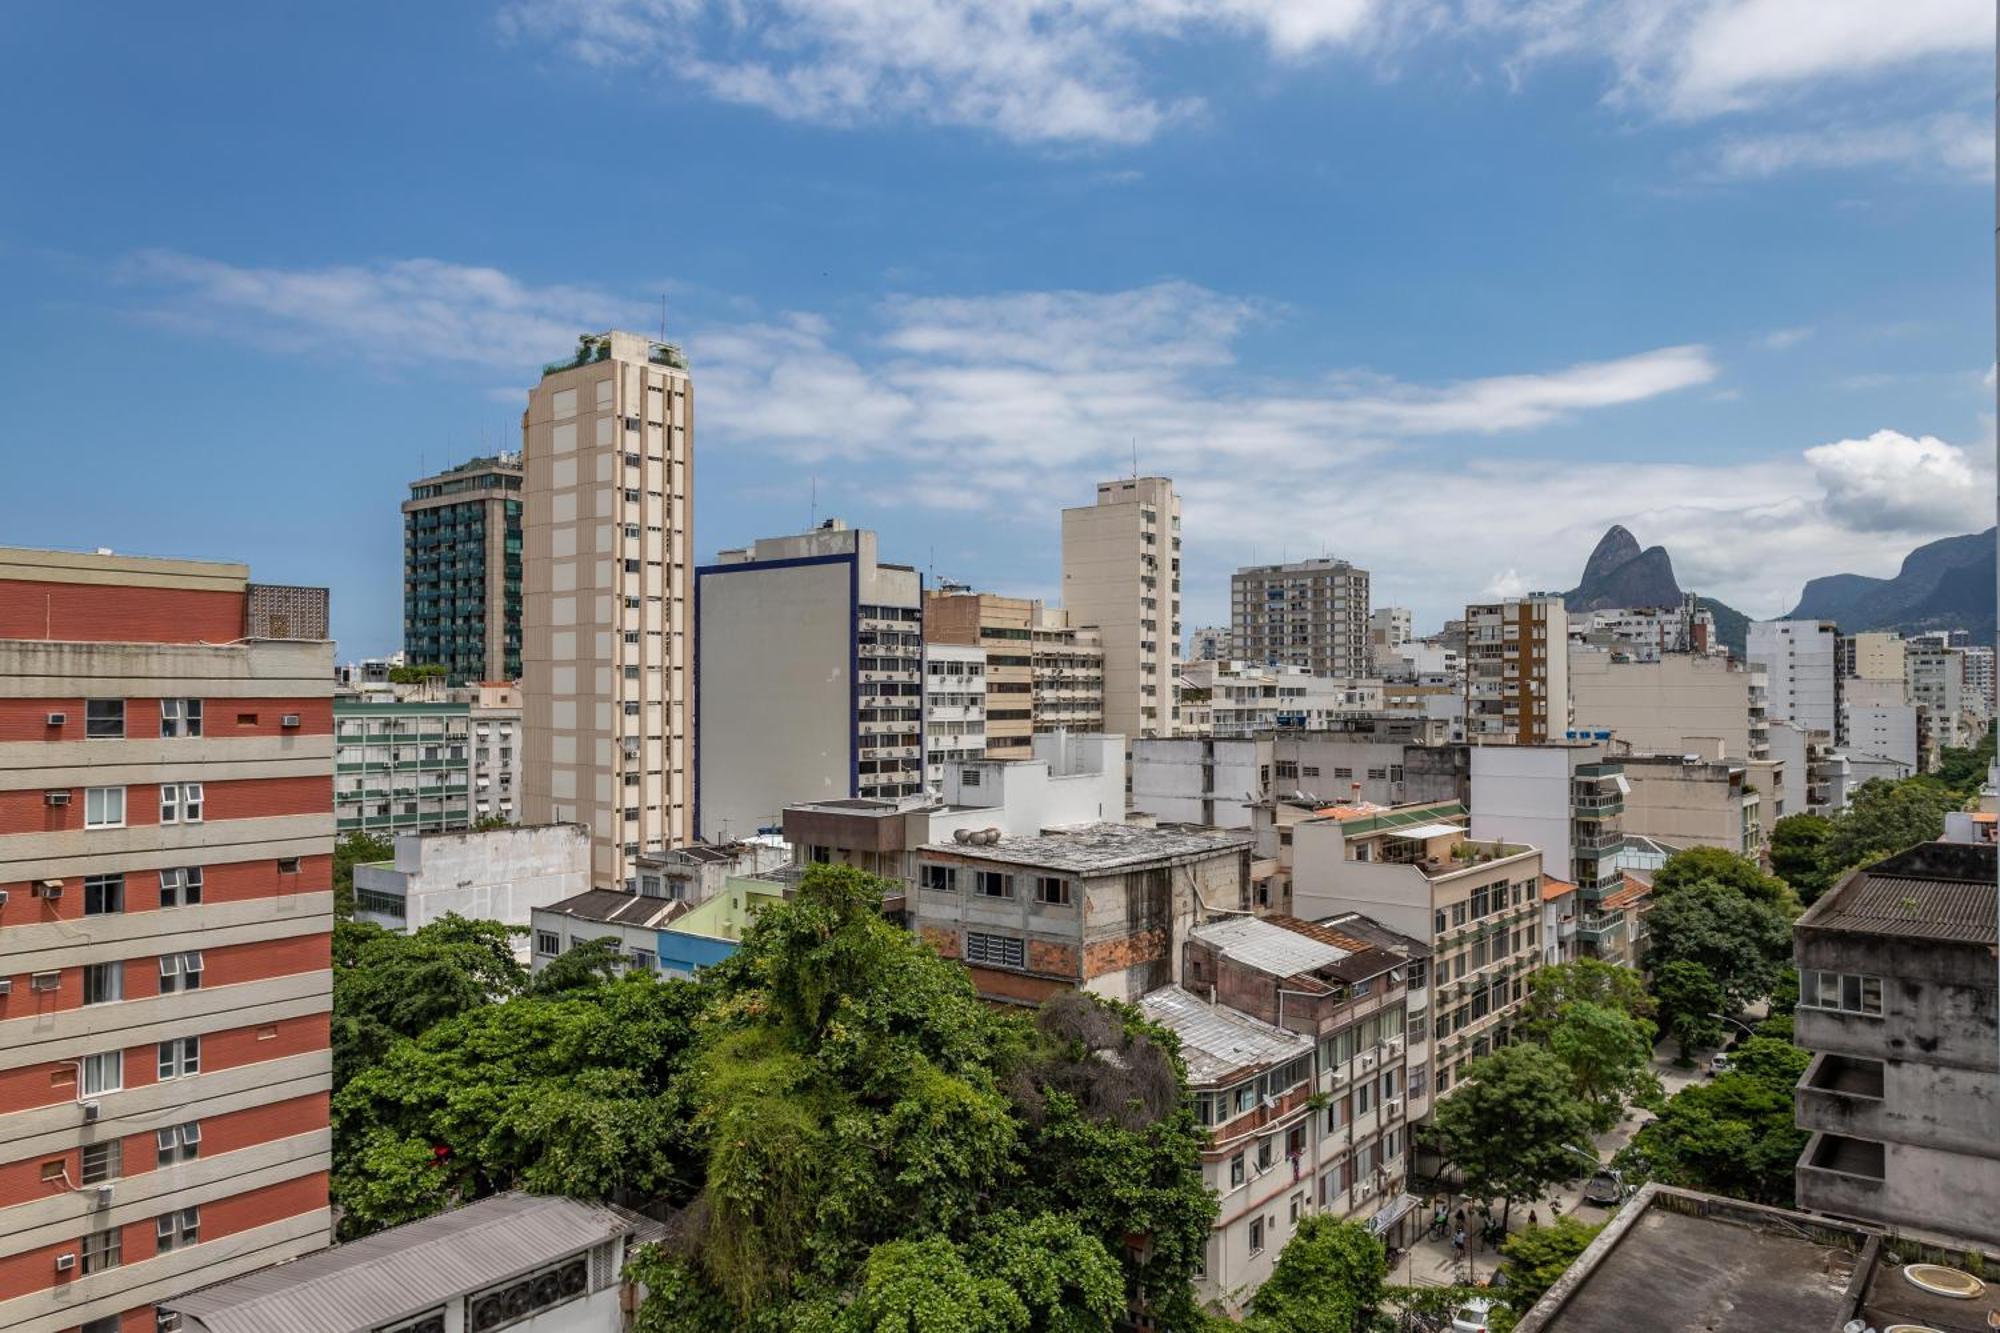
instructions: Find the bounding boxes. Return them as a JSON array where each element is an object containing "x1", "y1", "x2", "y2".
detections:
[
  {"x1": 470, "y1": 680, "x2": 520, "y2": 824},
  {"x1": 697, "y1": 521, "x2": 924, "y2": 840},
  {"x1": 1572, "y1": 596, "x2": 1722, "y2": 661},
  {"x1": 1746, "y1": 620, "x2": 1839, "y2": 740},
  {"x1": 1367, "y1": 606, "x2": 1413, "y2": 675},
  {"x1": 352, "y1": 823, "x2": 591, "y2": 938},
  {"x1": 1960, "y1": 646, "x2": 1996, "y2": 714},
  {"x1": 1230, "y1": 558, "x2": 1373, "y2": 678},
  {"x1": 924, "y1": 644, "x2": 987, "y2": 790},
  {"x1": 1907, "y1": 643, "x2": 1972, "y2": 749},
  {"x1": 522, "y1": 331, "x2": 694, "y2": 890},
  {"x1": 1062, "y1": 476, "x2": 1181, "y2": 741},
  {"x1": 1188, "y1": 626, "x2": 1231, "y2": 662},
  {"x1": 1180, "y1": 659, "x2": 1384, "y2": 737}
]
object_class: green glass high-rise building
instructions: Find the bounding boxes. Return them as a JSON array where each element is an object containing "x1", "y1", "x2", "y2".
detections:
[{"x1": 403, "y1": 453, "x2": 523, "y2": 684}]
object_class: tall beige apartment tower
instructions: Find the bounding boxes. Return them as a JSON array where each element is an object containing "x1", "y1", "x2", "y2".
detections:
[
  {"x1": 1464, "y1": 594, "x2": 1570, "y2": 744},
  {"x1": 1229, "y1": 557, "x2": 1372, "y2": 675},
  {"x1": 522, "y1": 331, "x2": 693, "y2": 890},
  {"x1": 1061, "y1": 477, "x2": 1181, "y2": 742}
]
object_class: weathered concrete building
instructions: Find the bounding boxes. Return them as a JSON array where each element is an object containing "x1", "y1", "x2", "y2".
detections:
[
  {"x1": 352, "y1": 823, "x2": 591, "y2": 936},
  {"x1": 1793, "y1": 841, "x2": 2000, "y2": 1249},
  {"x1": 1613, "y1": 752, "x2": 1762, "y2": 859},
  {"x1": 913, "y1": 823, "x2": 1252, "y2": 1004}
]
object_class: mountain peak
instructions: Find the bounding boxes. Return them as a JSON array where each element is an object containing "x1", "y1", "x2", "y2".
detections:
[{"x1": 1580, "y1": 525, "x2": 1642, "y2": 588}]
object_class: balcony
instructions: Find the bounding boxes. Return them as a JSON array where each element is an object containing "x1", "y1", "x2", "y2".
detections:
[
  {"x1": 1572, "y1": 828, "x2": 1625, "y2": 853},
  {"x1": 1796, "y1": 1053, "x2": 1887, "y2": 1136},
  {"x1": 1795, "y1": 1132, "x2": 1885, "y2": 1218},
  {"x1": 1575, "y1": 912, "x2": 1624, "y2": 942}
]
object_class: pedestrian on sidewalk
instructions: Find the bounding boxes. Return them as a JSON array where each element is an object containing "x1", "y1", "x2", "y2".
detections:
[{"x1": 1527, "y1": 1208, "x2": 1538, "y2": 1230}]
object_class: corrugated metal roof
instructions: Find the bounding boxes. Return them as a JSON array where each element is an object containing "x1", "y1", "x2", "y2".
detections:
[
  {"x1": 165, "y1": 1193, "x2": 652, "y2": 1333},
  {"x1": 1140, "y1": 984, "x2": 1313, "y2": 1085},
  {"x1": 541, "y1": 889, "x2": 684, "y2": 927},
  {"x1": 1809, "y1": 874, "x2": 1996, "y2": 944},
  {"x1": 1191, "y1": 913, "x2": 1352, "y2": 976}
]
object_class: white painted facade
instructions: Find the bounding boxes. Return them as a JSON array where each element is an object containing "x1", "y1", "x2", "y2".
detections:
[
  {"x1": 925, "y1": 643, "x2": 987, "y2": 790},
  {"x1": 1130, "y1": 736, "x2": 1271, "y2": 827},
  {"x1": 470, "y1": 682, "x2": 521, "y2": 824},
  {"x1": 933, "y1": 731, "x2": 1127, "y2": 837},
  {"x1": 1746, "y1": 619, "x2": 1839, "y2": 738},
  {"x1": 352, "y1": 823, "x2": 591, "y2": 935},
  {"x1": 1468, "y1": 744, "x2": 1578, "y2": 881}
]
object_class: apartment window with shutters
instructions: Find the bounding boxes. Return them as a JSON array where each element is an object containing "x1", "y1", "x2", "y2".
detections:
[
  {"x1": 157, "y1": 1122, "x2": 201, "y2": 1165},
  {"x1": 159, "y1": 952, "x2": 204, "y2": 994},
  {"x1": 159, "y1": 699, "x2": 203, "y2": 737},
  {"x1": 155, "y1": 1207, "x2": 200, "y2": 1253},
  {"x1": 81, "y1": 1140, "x2": 122, "y2": 1185},
  {"x1": 160, "y1": 782, "x2": 203, "y2": 825},
  {"x1": 85, "y1": 699, "x2": 125, "y2": 739},
  {"x1": 83, "y1": 962, "x2": 123, "y2": 1005},
  {"x1": 159, "y1": 867, "x2": 203, "y2": 907}
]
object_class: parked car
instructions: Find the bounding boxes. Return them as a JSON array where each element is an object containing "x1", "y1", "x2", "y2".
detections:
[
  {"x1": 1582, "y1": 1168, "x2": 1627, "y2": 1205},
  {"x1": 1707, "y1": 1052, "x2": 1734, "y2": 1076},
  {"x1": 1451, "y1": 1297, "x2": 1496, "y2": 1333}
]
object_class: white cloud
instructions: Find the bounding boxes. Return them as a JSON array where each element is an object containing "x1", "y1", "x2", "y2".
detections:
[
  {"x1": 117, "y1": 250, "x2": 624, "y2": 371},
  {"x1": 1706, "y1": 111, "x2": 1992, "y2": 182},
  {"x1": 1760, "y1": 326, "x2": 1813, "y2": 350},
  {"x1": 501, "y1": 0, "x2": 1389, "y2": 146},
  {"x1": 1804, "y1": 428, "x2": 1992, "y2": 532}
]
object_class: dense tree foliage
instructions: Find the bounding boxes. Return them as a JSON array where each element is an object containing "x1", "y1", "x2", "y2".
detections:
[
  {"x1": 1820, "y1": 778, "x2": 1960, "y2": 879},
  {"x1": 1642, "y1": 878, "x2": 1792, "y2": 1010},
  {"x1": 1768, "y1": 814, "x2": 1836, "y2": 904},
  {"x1": 1433, "y1": 1044, "x2": 1595, "y2": 1225},
  {"x1": 1518, "y1": 959, "x2": 1654, "y2": 1037},
  {"x1": 1243, "y1": 1218, "x2": 1387, "y2": 1333},
  {"x1": 332, "y1": 969, "x2": 704, "y2": 1236},
  {"x1": 1648, "y1": 960, "x2": 1726, "y2": 1061},
  {"x1": 332, "y1": 915, "x2": 526, "y2": 1088},
  {"x1": 1646, "y1": 847, "x2": 1795, "y2": 912},
  {"x1": 1616, "y1": 1038, "x2": 1809, "y2": 1206},
  {"x1": 1543, "y1": 1002, "x2": 1659, "y2": 1129},
  {"x1": 628, "y1": 864, "x2": 1214, "y2": 1332},
  {"x1": 1496, "y1": 1218, "x2": 1603, "y2": 1312}
]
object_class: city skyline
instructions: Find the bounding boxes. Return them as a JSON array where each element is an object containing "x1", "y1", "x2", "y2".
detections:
[{"x1": 1, "y1": 2, "x2": 1993, "y2": 655}]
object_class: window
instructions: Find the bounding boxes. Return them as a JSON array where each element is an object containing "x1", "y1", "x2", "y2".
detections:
[
  {"x1": 535, "y1": 930, "x2": 561, "y2": 957},
  {"x1": 1800, "y1": 970, "x2": 1883, "y2": 1016},
  {"x1": 974, "y1": 870, "x2": 1013, "y2": 899},
  {"x1": 86, "y1": 699, "x2": 125, "y2": 739},
  {"x1": 84, "y1": 874, "x2": 125, "y2": 916},
  {"x1": 155, "y1": 1207, "x2": 200, "y2": 1252},
  {"x1": 85, "y1": 786, "x2": 126, "y2": 829},
  {"x1": 81, "y1": 1140, "x2": 121, "y2": 1185},
  {"x1": 920, "y1": 864, "x2": 957, "y2": 892},
  {"x1": 157, "y1": 1122, "x2": 200, "y2": 1165},
  {"x1": 81, "y1": 1226, "x2": 121, "y2": 1274},
  {"x1": 159, "y1": 782, "x2": 204, "y2": 825},
  {"x1": 160, "y1": 698, "x2": 203, "y2": 737},
  {"x1": 158, "y1": 1037, "x2": 201, "y2": 1080},
  {"x1": 1230, "y1": 1152, "x2": 1246, "y2": 1187},
  {"x1": 1035, "y1": 876, "x2": 1071, "y2": 906},
  {"x1": 963, "y1": 932, "x2": 1026, "y2": 969},
  {"x1": 159, "y1": 953, "x2": 204, "y2": 993},
  {"x1": 1289, "y1": 1192, "x2": 1304, "y2": 1224},
  {"x1": 80, "y1": 1050, "x2": 122, "y2": 1098},
  {"x1": 83, "y1": 963, "x2": 123, "y2": 1006},
  {"x1": 1257, "y1": 1137, "x2": 1274, "y2": 1171},
  {"x1": 1248, "y1": 1216, "x2": 1266, "y2": 1255},
  {"x1": 158, "y1": 866, "x2": 203, "y2": 907},
  {"x1": 1409, "y1": 1063, "x2": 1429, "y2": 1099},
  {"x1": 1355, "y1": 1081, "x2": 1373, "y2": 1115}
]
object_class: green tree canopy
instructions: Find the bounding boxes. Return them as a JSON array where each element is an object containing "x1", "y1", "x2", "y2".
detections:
[
  {"x1": 332, "y1": 970, "x2": 705, "y2": 1236},
  {"x1": 1434, "y1": 1044, "x2": 1596, "y2": 1223},
  {"x1": 1648, "y1": 959, "x2": 1727, "y2": 1061},
  {"x1": 1641, "y1": 878, "x2": 1792, "y2": 1009},
  {"x1": 1616, "y1": 1037, "x2": 1809, "y2": 1206},
  {"x1": 1649, "y1": 846, "x2": 1796, "y2": 912},
  {"x1": 332, "y1": 914, "x2": 527, "y2": 1088},
  {"x1": 1243, "y1": 1217, "x2": 1387, "y2": 1333},
  {"x1": 1543, "y1": 1001, "x2": 1659, "y2": 1130},
  {"x1": 1821, "y1": 778, "x2": 1960, "y2": 880},
  {"x1": 1768, "y1": 814, "x2": 1836, "y2": 904},
  {"x1": 1497, "y1": 1218, "x2": 1603, "y2": 1312},
  {"x1": 1519, "y1": 959, "x2": 1656, "y2": 1040}
]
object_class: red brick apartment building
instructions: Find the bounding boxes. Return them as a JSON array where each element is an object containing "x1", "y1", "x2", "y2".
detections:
[{"x1": 0, "y1": 548, "x2": 334, "y2": 1333}]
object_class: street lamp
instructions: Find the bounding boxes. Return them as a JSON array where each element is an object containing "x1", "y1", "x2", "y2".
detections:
[{"x1": 1708, "y1": 1013, "x2": 1756, "y2": 1039}]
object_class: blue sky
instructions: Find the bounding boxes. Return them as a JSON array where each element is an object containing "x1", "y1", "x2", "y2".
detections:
[{"x1": 1, "y1": 1, "x2": 1992, "y2": 657}]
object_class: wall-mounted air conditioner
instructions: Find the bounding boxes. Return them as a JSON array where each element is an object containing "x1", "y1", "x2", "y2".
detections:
[
  {"x1": 54, "y1": 1254, "x2": 75, "y2": 1273},
  {"x1": 44, "y1": 791, "x2": 70, "y2": 807},
  {"x1": 45, "y1": 712, "x2": 66, "y2": 726}
]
